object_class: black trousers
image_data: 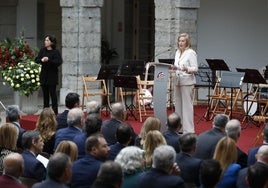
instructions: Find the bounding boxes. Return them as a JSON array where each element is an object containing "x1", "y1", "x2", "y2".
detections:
[{"x1": 41, "y1": 84, "x2": 58, "y2": 114}]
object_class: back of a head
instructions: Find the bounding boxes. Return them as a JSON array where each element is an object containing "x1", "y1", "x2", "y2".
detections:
[
  {"x1": 55, "y1": 140, "x2": 78, "y2": 162},
  {"x1": 86, "y1": 100, "x2": 101, "y2": 114},
  {"x1": 111, "y1": 102, "x2": 125, "y2": 120},
  {"x1": 85, "y1": 134, "x2": 103, "y2": 153},
  {"x1": 247, "y1": 163, "x2": 268, "y2": 188},
  {"x1": 200, "y1": 159, "x2": 222, "y2": 188},
  {"x1": 22, "y1": 130, "x2": 40, "y2": 149},
  {"x1": 0, "y1": 123, "x2": 18, "y2": 150},
  {"x1": 47, "y1": 152, "x2": 72, "y2": 184},
  {"x1": 256, "y1": 145, "x2": 268, "y2": 164},
  {"x1": 167, "y1": 112, "x2": 181, "y2": 130},
  {"x1": 65, "y1": 92, "x2": 80, "y2": 109},
  {"x1": 67, "y1": 107, "x2": 84, "y2": 127},
  {"x1": 263, "y1": 125, "x2": 268, "y2": 143},
  {"x1": 3, "y1": 152, "x2": 24, "y2": 178},
  {"x1": 140, "y1": 117, "x2": 161, "y2": 139},
  {"x1": 85, "y1": 113, "x2": 102, "y2": 137},
  {"x1": 6, "y1": 105, "x2": 20, "y2": 122},
  {"x1": 179, "y1": 133, "x2": 197, "y2": 153},
  {"x1": 116, "y1": 124, "x2": 132, "y2": 145},
  {"x1": 213, "y1": 114, "x2": 229, "y2": 129},
  {"x1": 225, "y1": 119, "x2": 241, "y2": 141},
  {"x1": 152, "y1": 145, "x2": 176, "y2": 171}
]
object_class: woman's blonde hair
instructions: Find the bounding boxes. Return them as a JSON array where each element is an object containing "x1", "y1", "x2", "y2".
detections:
[
  {"x1": 54, "y1": 140, "x2": 78, "y2": 162},
  {"x1": 143, "y1": 130, "x2": 166, "y2": 167},
  {"x1": 35, "y1": 107, "x2": 57, "y2": 142},
  {"x1": 140, "y1": 117, "x2": 161, "y2": 141},
  {"x1": 177, "y1": 33, "x2": 191, "y2": 49},
  {"x1": 213, "y1": 136, "x2": 237, "y2": 173},
  {"x1": 0, "y1": 123, "x2": 18, "y2": 150}
]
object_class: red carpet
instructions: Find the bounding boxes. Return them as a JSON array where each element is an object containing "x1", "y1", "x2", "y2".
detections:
[{"x1": 20, "y1": 105, "x2": 263, "y2": 153}]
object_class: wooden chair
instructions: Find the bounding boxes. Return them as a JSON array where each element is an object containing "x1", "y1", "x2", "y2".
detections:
[{"x1": 81, "y1": 76, "x2": 111, "y2": 111}]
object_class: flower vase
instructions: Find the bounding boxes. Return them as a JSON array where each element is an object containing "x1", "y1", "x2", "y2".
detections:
[{"x1": 21, "y1": 91, "x2": 39, "y2": 115}]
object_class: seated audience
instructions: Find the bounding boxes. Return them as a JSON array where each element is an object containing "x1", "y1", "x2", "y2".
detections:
[
  {"x1": 32, "y1": 152, "x2": 72, "y2": 188},
  {"x1": 6, "y1": 105, "x2": 25, "y2": 149},
  {"x1": 73, "y1": 113, "x2": 102, "y2": 158},
  {"x1": 35, "y1": 107, "x2": 57, "y2": 155},
  {"x1": 247, "y1": 124, "x2": 268, "y2": 166},
  {"x1": 246, "y1": 162, "x2": 268, "y2": 188},
  {"x1": 71, "y1": 134, "x2": 110, "y2": 188},
  {"x1": 108, "y1": 124, "x2": 133, "y2": 160},
  {"x1": 139, "y1": 145, "x2": 185, "y2": 188},
  {"x1": 0, "y1": 123, "x2": 18, "y2": 173},
  {"x1": 115, "y1": 146, "x2": 145, "y2": 188},
  {"x1": 194, "y1": 114, "x2": 229, "y2": 159},
  {"x1": 135, "y1": 116, "x2": 161, "y2": 148},
  {"x1": 54, "y1": 107, "x2": 84, "y2": 150},
  {"x1": 199, "y1": 159, "x2": 222, "y2": 188},
  {"x1": 86, "y1": 100, "x2": 101, "y2": 115},
  {"x1": 143, "y1": 130, "x2": 166, "y2": 168},
  {"x1": 163, "y1": 112, "x2": 182, "y2": 153},
  {"x1": 213, "y1": 136, "x2": 241, "y2": 188},
  {"x1": 225, "y1": 119, "x2": 248, "y2": 168},
  {"x1": 0, "y1": 153, "x2": 26, "y2": 188},
  {"x1": 56, "y1": 92, "x2": 80, "y2": 130},
  {"x1": 176, "y1": 133, "x2": 202, "y2": 187},
  {"x1": 21, "y1": 130, "x2": 46, "y2": 182},
  {"x1": 91, "y1": 161, "x2": 123, "y2": 188},
  {"x1": 54, "y1": 140, "x2": 78, "y2": 162}
]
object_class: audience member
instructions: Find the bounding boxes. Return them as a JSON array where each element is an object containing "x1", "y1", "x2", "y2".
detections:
[
  {"x1": 21, "y1": 130, "x2": 46, "y2": 182},
  {"x1": 73, "y1": 113, "x2": 102, "y2": 158},
  {"x1": 246, "y1": 162, "x2": 268, "y2": 188},
  {"x1": 115, "y1": 146, "x2": 145, "y2": 188},
  {"x1": 213, "y1": 136, "x2": 241, "y2": 188},
  {"x1": 86, "y1": 100, "x2": 101, "y2": 115},
  {"x1": 35, "y1": 107, "x2": 57, "y2": 155},
  {"x1": 199, "y1": 159, "x2": 222, "y2": 188},
  {"x1": 6, "y1": 105, "x2": 26, "y2": 149},
  {"x1": 247, "y1": 124, "x2": 268, "y2": 166},
  {"x1": 0, "y1": 123, "x2": 18, "y2": 173},
  {"x1": 54, "y1": 107, "x2": 84, "y2": 150},
  {"x1": 54, "y1": 140, "x2": 78, "y2": 162},
  {"x1": 236, "y1": 145, "x2": 268, "y2": 188},
  {"x1": 225, "y1": 119, "x2": 248, "y2": 168},
  {"x1": 139, "y1": 145, "x2": 185, "y2": 188},
  {"x1": 194, "y1": 114, "x2": 229, "y2": 159},
  {"x1": 101, "y1": 102, "x2": 126, "y2": 145},
  {"x1": 56, "y1": 92, "x2": 80, "y2": 130},
  {"x1": 71, "y1": 134, "x2": 110, "y2": 188},
  {"x1": 163, "y1": 112, "x2": 182, "y2": 153},
  {"x1": 91, "y1": 161, "x2": 123, "y2": 188},
  {"x1": 143, "y1": 130, "x2": 166, "y2": 168},
  {"x1": 176, "y1": 133, "x2": 202, "y2": 187},
  {"x1": 32, "y1": 152, "x2": 72, "y2": 188},
  {"x1": 135, "y1": 116, "x2": 161, "y2": 148},
  {"x1": 108, "y1": 124, "x2": 132, "y2": 160},
  {"x1": 0, "y1": 153, "x2": 26, "y2": 188}
]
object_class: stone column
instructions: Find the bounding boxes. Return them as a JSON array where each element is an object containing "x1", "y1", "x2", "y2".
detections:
[{"x1": 59, "y1": 0, "x2": 103, "y2": 104}]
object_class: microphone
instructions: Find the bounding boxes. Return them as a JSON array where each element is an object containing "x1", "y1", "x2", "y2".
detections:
[{"x1": 151, "y1": 47, "x2": 172, "y2": 62}]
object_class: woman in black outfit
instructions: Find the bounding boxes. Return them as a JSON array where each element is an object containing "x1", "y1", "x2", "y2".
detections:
[{"x1": 35, "y1": 34, "x2": 62, "y2": 114}]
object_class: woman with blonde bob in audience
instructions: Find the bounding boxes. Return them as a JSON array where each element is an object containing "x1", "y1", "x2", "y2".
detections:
[
  {"x1": 213, "y1": 136, "x2": 241, "y2": 188},
  {"x1": 0, "y1": 123, "x2": 18, "y2": 172},
  {"x1": 135, "y1": 117, "x2": 161, "y2": 148},
  {"x1": 115, "y1": 146, "x2": 145, "y2": 188},
  {"x1": 54, "y1": 140, "x2": 78, "y2": 162},
  {"x1": 143, "y1": 130, "x2": 166, "y2": 168},
  {"x1": 35, "y1": 107, "x2": 57, "y2": 155}
]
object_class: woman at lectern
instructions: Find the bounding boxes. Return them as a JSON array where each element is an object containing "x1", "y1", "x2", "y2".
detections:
[{"x1": 173, "y1": 33, "x2": 198, "y2": 133}]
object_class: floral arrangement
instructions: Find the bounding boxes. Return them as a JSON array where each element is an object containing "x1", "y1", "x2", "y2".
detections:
[{"x1": 0, "y1": 35, "x2": 41, "y2": 96}]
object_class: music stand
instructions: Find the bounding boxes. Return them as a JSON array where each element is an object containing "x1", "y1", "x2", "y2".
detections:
[
  {"x1": 97, "y1": 64, "x2": 120, "y2": 80},
  {"x1": 206, "y1": 59, "x2": 230, "y2": 72},
  {"x1": 218, "y1": 71, "x2": 245, "y2": 119},
  {"x1": 120, "y1": 60, "x2": 146, "y2": 78}
]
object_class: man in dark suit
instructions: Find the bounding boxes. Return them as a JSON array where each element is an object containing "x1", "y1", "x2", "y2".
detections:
[
  {"x1": 176, "y1": 133, "x2": 202, "y2": 187},
  {"x1": 71, "y1": 134, "x2": 110, "y2": 188},
  {"x1": 32, "y1": 152, "x2": 72, "y2": 188},
  {"x1": 236, "y1": 145, "x2": 268, "y2": 188},
  {"x1": 163, "y1": 112, "x2": 182, "y2": 153},
  {"x1": 225, "y1": 119, "x2": 248, "y2": 168},
  {"x1": 6, "y1": 105, "x2": 26, "y2": 150},
  {"x1": 0, "y1": 153, "x2": 26, "y2": 188},
  {"x1": 139, "y1": 145, "x2": 186, "y2": 188},
  {"x1": 21, "y1": 130, "x2": 46, "y2": 182},
  {"x1": 54, "y1": 107, "x2": 84, "y2": 150},
  {"x1": 194, "y1": 114, "x2": 229, "y2": 159},
  {"x1": 247, "y1": 125, "x2": 268, "y2": 166},
  {"x1": 56, "y1": 92, "x2": 80, "y2": 130}
]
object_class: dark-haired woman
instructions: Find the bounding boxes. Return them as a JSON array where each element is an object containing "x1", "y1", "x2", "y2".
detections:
[{"x1": 35, "y1": 34, "x2": 62, "y2": 114}]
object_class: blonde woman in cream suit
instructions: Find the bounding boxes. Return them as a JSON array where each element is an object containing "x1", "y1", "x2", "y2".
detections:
[{"x1": 173, "y1": 33, "x2": 198, "y2": 133}]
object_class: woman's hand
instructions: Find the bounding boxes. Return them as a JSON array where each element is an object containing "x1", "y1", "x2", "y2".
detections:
[{"x1": 41, "y1": 57, "x2": 49, "y2": 62}]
